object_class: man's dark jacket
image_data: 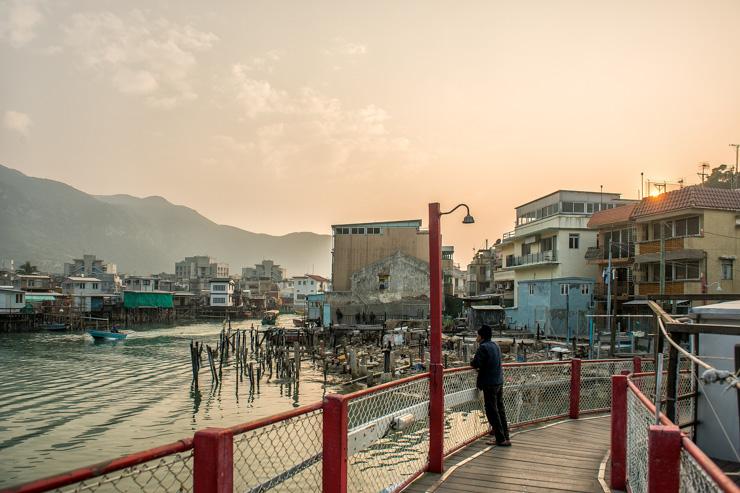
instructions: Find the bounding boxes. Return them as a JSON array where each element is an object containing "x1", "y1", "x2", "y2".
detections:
[{"x1": 470, "y1": 339, "x2": 504, "y2": 389}]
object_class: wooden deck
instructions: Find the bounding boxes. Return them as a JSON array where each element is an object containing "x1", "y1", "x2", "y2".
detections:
[{"x1": 405, "y1": 415, "x2": 612, "y2": 493}]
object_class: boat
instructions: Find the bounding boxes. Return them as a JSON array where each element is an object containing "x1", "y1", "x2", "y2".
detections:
[
  {"x1": 88, "y1": 329, "x2": 127, "y2": 341},
  {"x1": 41, "y1": 323, "x2": 68, "y2": 332},
  {"x1": 261, "y1": 310, "x2": 279, "y2": 326},
  {"x1": 292, "y1": 318, "x2": 306, "y2": 328}
]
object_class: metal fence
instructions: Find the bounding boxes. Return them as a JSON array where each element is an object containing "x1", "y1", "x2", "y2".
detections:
[{"x1": 619, "y1": 372, "x2": 738, "y2": 493}]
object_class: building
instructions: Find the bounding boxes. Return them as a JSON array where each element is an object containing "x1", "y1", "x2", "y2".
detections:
[
  {"x1": 64, "y1": 254, "x2": 120, "y2": 293},
  {"x1": 631, "y1": 186, "x2": 740, "y2": 295},
  {"x1": 124, "y1": 276, "x2": 155, "y2": 292},
  {"x1": 586, "y1": 203, "x2": 638, "y2": 314},
  {"x1": 175, "y1": 256, "x2": 229, "y2": 282},
  {"x1": 13, "y1": 274, "x2": 52, "y2": 292},
  {"x1": 209, "y1": 278, "x2": 235, "y2": 307},
  {"x1": 293, "y1": 274, "x2": 329, "y2": 307},
  {"x1": 467, "y1": 248, "x2": 494, "y2": 296},
  {"x1": 61, "y1": 277, "x2": 103, "y2": 312},
  {"x1": 350, "y1": 251, "x2": 429, "y2": 301},
  {"x1": 0, "y1": 286, "x2": 25, "y2": 313},
  {"x1": 497, "y1": 190, "x2": 628, "y2": 336},
  {"x1": 242, "y1": 260, "x2": 286, "y2": 283},
  {"x1": 331, "y1": 219, "x2": 429, "y2": 292}
]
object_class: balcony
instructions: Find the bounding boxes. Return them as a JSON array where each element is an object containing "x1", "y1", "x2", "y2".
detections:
[
  {"x1": 585, "y1": 244, "x2": 635, "y2": 263},
  {"x1": 507, "y1": 250, "x2": 558, "y2": 268},
  {"x1": 593, "y1": 282, "x2": 633, "y2": 299},
  {"x1": 637, "y1": 237, "x2": 685, "y2": 254}
]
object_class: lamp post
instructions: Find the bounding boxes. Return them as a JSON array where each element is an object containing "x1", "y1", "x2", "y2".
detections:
[{"x1": 428, "y1": 202, "x2": 474, "y2": 473}]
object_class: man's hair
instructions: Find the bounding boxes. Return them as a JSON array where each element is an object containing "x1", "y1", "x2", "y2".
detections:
[{"x1": 478, "y1": 324, "x2": 492, "y2": 340}]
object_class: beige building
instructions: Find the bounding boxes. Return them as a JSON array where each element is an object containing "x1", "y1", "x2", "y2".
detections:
[
  {"x1": 331, "y1": 220, "x2": 429, "y2": 292},
  {"x1": 632, "y1": 186, "x2": 740, "y2": 295}
]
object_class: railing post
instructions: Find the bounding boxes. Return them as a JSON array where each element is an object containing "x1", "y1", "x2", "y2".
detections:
[
  {"x1": 610, "y1": 374, "x2": 628, "y2": 491},
  {"x1": 323, "y1": 394, "x2": 348, "y2": 493},
  {"x1": 648, "y1": 425, "x2": 681, "y2": 493},
  {"x1": 633, "y1": 355, "x2": 642, "y2": 374},
  {"x1": 193, "y1": 427, "x2": 233, "y2": 493},
  {"x1": 569, "y1": 358, "x2": 581, "y2": 419}
]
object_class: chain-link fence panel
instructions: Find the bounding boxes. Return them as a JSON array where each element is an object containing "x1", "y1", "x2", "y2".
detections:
[
  {"x1": 232, "y1": 408, "x2": 323, "y2": 493},
  {"x1": 501, "y1": 363, "x2": 572, "y2": 426},
  {"x1": 626, "y1": 388, "x2": 652, "y2": 493},
  {"x1": 442, "y1": 369, "x2": 486, "y2": 454},
  {"x1": 346, "y1": 377, "x2": 429, "y2": 493},
  {"x1": 580, "y1": 360, "x2": 635, "y2": 412},
  {"x1": 679, "y1": 447, "x2": 723, "y2": 493},
  {"x1": 52, "y1": 450, "x2": 194, "y2": 493}
]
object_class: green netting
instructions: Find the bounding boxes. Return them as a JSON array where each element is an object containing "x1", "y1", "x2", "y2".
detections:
[{"x1": 123, "y1": 291, "x2": 173, "y2": 309}]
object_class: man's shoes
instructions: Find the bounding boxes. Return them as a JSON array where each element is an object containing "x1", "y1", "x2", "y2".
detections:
[{"x1": 484, "y1": 439, "x2": 512, "y2": 446}]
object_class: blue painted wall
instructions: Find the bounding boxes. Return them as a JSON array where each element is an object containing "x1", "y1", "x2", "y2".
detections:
[{"x1": 506, "y1": 277, "x2": 594, "y2": 339}]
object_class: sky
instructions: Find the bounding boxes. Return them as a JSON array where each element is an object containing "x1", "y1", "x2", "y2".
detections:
[{"x1": 2, "y1": 0, "x2": 740, "y2": 267}]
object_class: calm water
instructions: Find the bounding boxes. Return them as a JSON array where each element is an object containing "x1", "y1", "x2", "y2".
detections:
[{"x1": 0, "y1": 316, "x2": 333, "y2": 488}]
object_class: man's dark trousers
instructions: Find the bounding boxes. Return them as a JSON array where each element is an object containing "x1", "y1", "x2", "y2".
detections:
[{"x1": 483, "y1": 384, "x2": 509, "y2": 443}]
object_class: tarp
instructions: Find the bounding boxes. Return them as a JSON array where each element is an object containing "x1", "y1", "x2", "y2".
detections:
[
  {"x1": 25, "y1": 294, "x2": 57, "y2": 302},
  {"x1": 124, "y1": 291, "x2": 173, "y2": 309}
]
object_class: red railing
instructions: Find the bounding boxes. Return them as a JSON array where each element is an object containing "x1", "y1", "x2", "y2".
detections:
[
  {"x1": 610, "y1": 371, "x2": 739, "y2": 493},
  {"x1": 2, "y1": 358, "x2": 647, "y2": 493}
]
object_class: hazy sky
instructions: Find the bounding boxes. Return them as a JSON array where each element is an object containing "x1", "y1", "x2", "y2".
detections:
[{"x1": 2, "y1": 0, "x2": 740, "y2": 266}]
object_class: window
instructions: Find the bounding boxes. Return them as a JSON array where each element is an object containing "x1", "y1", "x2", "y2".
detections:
[
  {"x1": 562, "y1": 202, "x2": 574, "y2": 213},
  {"x1": 541, "y1": 236, "x2": 554, "y2": 252},
  {"x1": 15, "y1": 293, "x2": 23, "y2": 303},
  {"x1": 367, "y1": 227, "x2": 382, "y2": 234},
  {"x1": 505, "y1": 254, "x2": 514, "y2": 267},
  {"x1": 673, "y1": 261, "x2": 701, "y2": 280},
  {"x1": 78, "y1": 283, "x2": 85, "y2": 289},
  {"x1": 569, "y1": 234, "x2": 580, "y2": 249},
  {"x1": 560, "y1": 284, "x2": 569, "y2": 295},
  {"x1": 143, "y1": 279, "x2": 150, "y2": 286},
  {"x1": 212, "y1": 297, "x2": 225, "y2": 304},
  {"x1": 335, "y1": 227, "x2": 350, "y2": 235},
  {"x1": 351, "y1": 227, "x2": 365, "y2": 234},
  {"x1": 92, "y1": 283, "x2": 98, "y2": 290},
  {"x1": 310, "y1": 280, "x2": 315, "y2": 285},
  {"x1": 580, "y1": 284, "x2": 589, "y2": 295},
  {"x1": 573, "y1": 202, "x2": 585, "y2": 213},
  {"x1": 529, "y1": 284, "x2": 535, "y2": 295},
  {"x1": 722, "y1": 260, "x2": 734, "y2": 280},
  {"x1": 522, "y1": 243, "x2": 532, "y2": 256},
  {"x1": 212, "y1": 284, "x2": 226, "y2": 291},
  {"x1": 378, "y1": 274, "x2": 390, "y2": 290}
]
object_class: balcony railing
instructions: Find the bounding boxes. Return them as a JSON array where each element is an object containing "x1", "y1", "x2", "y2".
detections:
[
  {"x1": 508, "y1": 250, "x2": 557, "y2": 267},
  {"x1": 585, "y1": 244, "x2": 635, "y2": 261}
]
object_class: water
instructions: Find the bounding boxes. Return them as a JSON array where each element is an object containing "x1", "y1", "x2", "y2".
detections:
[{"x1": 0, "y1": 316, "x2": 332, "y2": 488}]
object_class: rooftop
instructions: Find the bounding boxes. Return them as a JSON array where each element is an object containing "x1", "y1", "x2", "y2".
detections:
[
  {"x1": 65, "y1": 277, "x2": 101, "y2": 282},
  {"x1": 631, "y1": 186, "x2": 740, "y2": 218},
  {"x1": 306, "y1": 274, "x2": 329, "y2": 283},
  {"x1": 516, "y1": 189, "x2": 621, "y2": 209},
  {"x1": 587, "y1": 203, "x2": 637, "y2": 228},
  {"x1": 331, "y1": 219, "x2": 422, "y2": 228}
]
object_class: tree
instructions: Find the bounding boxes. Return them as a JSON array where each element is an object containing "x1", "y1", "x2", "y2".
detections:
[
  {"x1": 18, "y1": 261, "x2": 37, "y2": 274},
  {"x1": 704, "y1": 164, "x2": 735, "y2": 189}
]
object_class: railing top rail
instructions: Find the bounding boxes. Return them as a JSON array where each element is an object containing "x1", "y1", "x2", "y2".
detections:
[
  {"x1": 4, "y1": 438, "x2": 193, "y2": 493},
  {"x1": 228, "y1": 401, "x2": 323, "y2": 436}
]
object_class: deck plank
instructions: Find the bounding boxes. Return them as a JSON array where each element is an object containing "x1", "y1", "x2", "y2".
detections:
[{"x1": 404, "y1": 415, "x2": 611, "y2": 493}]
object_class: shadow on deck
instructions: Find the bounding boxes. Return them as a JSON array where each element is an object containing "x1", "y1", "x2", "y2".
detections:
[{"x1": 405, "y1": 415, "x2": 612, "y2": 493}]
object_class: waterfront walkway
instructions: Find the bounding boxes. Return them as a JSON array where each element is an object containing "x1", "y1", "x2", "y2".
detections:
[{"x1": 405, "y1": 415, "x2": 612, "y2": 493}]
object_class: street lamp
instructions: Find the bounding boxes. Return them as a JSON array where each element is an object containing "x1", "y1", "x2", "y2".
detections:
[
  {"x1": 706, "y1": 281, "x2": 723, "y2": 292},
  {"x1": 428, "y1": 202, "x2": 475, "y2": 473}
]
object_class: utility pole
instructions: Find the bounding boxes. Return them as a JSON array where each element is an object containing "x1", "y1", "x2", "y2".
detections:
[
  {"x1": 659, "y1": 220, "x2": 666, "y2": 298},
  {"x1": 697, "y1": 162, "x2": 710, "y2": 185},
  {"x1": 607, "y1": 237, "x2": 615, "y2": 356},
  {"x1": 640, "y1": 172, "x2": 644, "y2": 199},
  {"x1": 731, "y1": 144, "x2": 739, "y2": 189}
]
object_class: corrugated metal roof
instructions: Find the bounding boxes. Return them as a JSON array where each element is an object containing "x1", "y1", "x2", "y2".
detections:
[{"x1": 631, "y1": 186, "x2": 740, "y2": 218}]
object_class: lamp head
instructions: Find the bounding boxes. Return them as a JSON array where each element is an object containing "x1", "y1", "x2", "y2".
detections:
[
  {"x1": 716, "y1": 284, "x2": 723, "y2": 292},
  {"x1": 463, "y1": 214, "x2": 475, "y2": 224}
]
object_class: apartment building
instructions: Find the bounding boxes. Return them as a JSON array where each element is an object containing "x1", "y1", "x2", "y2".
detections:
[
  {"x1": 331, "y1": 220, "x2": 429, "y2": 292},
  {"x1": 209, "y1": 278, "x2": 235, "y2": 307},
  {"x1": 586, "y1": 203, "x2": 638, "y2": 313},
  {"x1": 632, "y1": 187, "x2": 740, "y2": 295},
  {"x1": 175, "y1": 256, "x2": 229, "y2": 281},
  {"x1": 64, "y1": 254, "x2": 120, "y2": 293},
  {"x1": 498, "y1": 190, "x2": 629, "y2": 336},
  {"x1": 467, "y1": 248, "x2": 494, "y2": 296}
]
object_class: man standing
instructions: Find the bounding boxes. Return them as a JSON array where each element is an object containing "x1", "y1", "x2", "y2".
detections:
[{"x1": 471, "y1": 324, "x2": 511, "y2": 446}]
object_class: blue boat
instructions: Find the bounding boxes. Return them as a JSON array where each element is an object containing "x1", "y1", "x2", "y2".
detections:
[
  {"x1": 88, "y1": 329, "x2": 127, "y2": 341},
  {"x1": 42, "y1": 323, "x2": 68, "y2": 332}
]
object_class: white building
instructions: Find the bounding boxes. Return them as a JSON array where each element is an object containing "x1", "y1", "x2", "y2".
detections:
[
  {"x1": 62, "y1": 277, "x2": 103, "y2": 312},
  {"x1": 0, "y1": 286, "x2": 25, "y2": 313},
  {"x1": 209, "y1": 278, "x2": 235, "y2": 307},
  {"x1": 124, "y1": 276, "x2": 155, "y2": 292},
  {"x1": 292, "y1": 274, "x2": 329, "y2": 306}
]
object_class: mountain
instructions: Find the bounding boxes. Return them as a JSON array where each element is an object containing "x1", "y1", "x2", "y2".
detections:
[{"x1": 0, "y1": 165, "x2": 331, "y2": 276}]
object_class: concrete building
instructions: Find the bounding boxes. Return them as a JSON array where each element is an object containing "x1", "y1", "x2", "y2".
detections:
[
  {"x1": 62, "y1": 277, "x2": 103, "y2": 312},
  {"x1": 175, "y1": 256, "x2": 229, "y2": 282},
  {"x1": 124, "y1": 276, "x2": 155, "y2": 292},
  {"x1": 331, "y1": 220, "x2": 429, "y2": 292},
  {"x1": 350, "y1": 251, "x2": 429, "y2": 301},
  {"x1": 586, "y1": 203, "x2": 638, "y2": 314},
  {"x1": 467, "y1": 248, "x2": 494, "y2": 296},
  {"x1": 13, "y1": 274, "x2": 52, "y2": 292},
  {"x1": 242, "y1": 260, "x2": 286, "y2": 283},
  {"x1": 0, "y1": 286, "x2": 25, "y2": 313},
  {"x1": 209, "y1": 278, "x2": 235, "y2": 307},
  {"x1": 293, "y1": 274, "x2": 329, "y2": 306},
  {"x1": 497, "y1": 190, "x2": 628, "y2": 336},
  {"x1": 631, "y1": 186, "x2": 740, "y2": 295},
  {"x1": 64, "y1": 254, "x2": 120, "y2": 293}
]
